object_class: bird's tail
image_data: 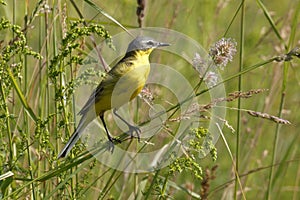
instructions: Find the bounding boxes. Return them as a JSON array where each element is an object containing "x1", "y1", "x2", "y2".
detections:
[{"x1": 57, "y1": 115, "x2": 90, "y2": 159}]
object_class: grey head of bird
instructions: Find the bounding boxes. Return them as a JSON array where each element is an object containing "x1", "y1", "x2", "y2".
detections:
[{"x1": 126, "y1": 36, "x2": 170, "y2": 53}]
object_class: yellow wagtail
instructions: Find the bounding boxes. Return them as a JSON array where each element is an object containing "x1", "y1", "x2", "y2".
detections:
[{"x1": 58, "y1": 36, "x2": 169, "y2": 158}]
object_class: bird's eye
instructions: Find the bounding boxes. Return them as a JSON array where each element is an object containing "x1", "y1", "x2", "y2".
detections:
[{"x1": 146, "y1": 41, "x2": 154, "y2": 46}]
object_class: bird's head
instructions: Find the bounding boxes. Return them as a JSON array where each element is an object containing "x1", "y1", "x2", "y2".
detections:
[{"x1": 126, "y1": 36, "x2": 170, "y2": 53}]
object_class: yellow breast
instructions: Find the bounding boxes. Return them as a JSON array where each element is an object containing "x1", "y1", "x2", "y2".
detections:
[
  {"x1": 111, "y1": 59, "x2": 150, "y2": 108},
  {"x1": 95, "y1": 50, "x2": 152, "y2": 113}
]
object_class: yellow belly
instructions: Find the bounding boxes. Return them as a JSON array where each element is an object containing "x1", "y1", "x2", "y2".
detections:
[{"x1": 111, "y1": 64, "x2": 150, "y2": 108}]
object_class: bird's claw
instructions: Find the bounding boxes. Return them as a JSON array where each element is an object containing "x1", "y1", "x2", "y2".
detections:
[
  {"x1": 128, "y1": 125, "x2": 141, "y2": 142},
  {"x1": 107, "y1": 137, "x2": 121, "y2": 153}
]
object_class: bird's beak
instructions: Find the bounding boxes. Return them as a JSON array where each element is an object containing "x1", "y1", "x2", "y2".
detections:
[{"x1": 157, "y1": 42, "x2": 170, "y2": 47}]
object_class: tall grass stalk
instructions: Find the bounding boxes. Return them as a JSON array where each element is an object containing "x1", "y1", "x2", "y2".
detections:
[
  {"x1": 217, "y1": 123, "x2": 246, "y2": 200},
  {"x1": 260, "y1": 0, "x2": 297, "y2": 198},
  {"x1": 235, "y1": 1, "x2": 245, "y2": 199}
]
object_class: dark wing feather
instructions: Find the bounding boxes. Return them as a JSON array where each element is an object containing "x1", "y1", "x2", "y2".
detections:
[
  {"x1": 78, "y1": 83, "x2": 104, "y2": 116},
  {"x1": 78, "y1": 55, "x2": 135, "y2": 116}
]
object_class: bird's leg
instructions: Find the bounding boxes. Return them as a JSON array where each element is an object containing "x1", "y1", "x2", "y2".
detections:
[
  {"x1": 113, "y1": 109, "x2": 141, "y2": 142},
  {"x1": 100, "y1": 115, "x2": 121, "y2": 153}
]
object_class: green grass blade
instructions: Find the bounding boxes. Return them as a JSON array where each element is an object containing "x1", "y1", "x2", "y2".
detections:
[
  {"x1": 235, "y1": 1, "x2": 245, "y2": 199},
  {"x1": 256, "y1": 0, "x2": 287, "y2": 49},
  {"x1": 83, "y1": 0, "x2": 133, "y2": 37},
  {"x1": 7, "y1": 68, "x2": 38, "y2": 122},
  {"x1": 266, "y1": 2, "x2": 300, "y2": 199},
  {"x1": 223, "y1": 0, "x2": 245, "y2": 37},
  {"x1": 216, "y1": 123, "x2": 246, "y2": 200}
]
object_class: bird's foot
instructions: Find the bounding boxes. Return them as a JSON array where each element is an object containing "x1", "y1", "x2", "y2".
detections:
[
  {"x1": 107, "y1": 137, "x2": 122, "y2": 153},
  {"x1": 127, "y1": 125, "x2": 141, "y2": 142}
]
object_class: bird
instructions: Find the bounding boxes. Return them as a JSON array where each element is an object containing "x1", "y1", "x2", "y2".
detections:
[{"x1": 58, "y1": 36, "x2": 170, "y2": 158}]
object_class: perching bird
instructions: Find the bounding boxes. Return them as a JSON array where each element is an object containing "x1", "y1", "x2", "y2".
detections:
[{"x1": 58, "y1": 36, "x2": 169, "y2": 158}]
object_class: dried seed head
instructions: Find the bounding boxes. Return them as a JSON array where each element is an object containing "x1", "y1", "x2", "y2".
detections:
[{"x1": 209, "y1": 38, "x2": 237, "y2": 68}]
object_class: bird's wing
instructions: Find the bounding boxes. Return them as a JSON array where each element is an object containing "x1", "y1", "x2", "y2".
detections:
[
  {"x1": 78, "y1": 82, "x2": 104, "y2": 116},
  {"x1": 78, "y1": 59, "x2": 134, "y2": 116},
  {"x1": 78, "y1": 73, "x2": 119, "y2": 116},
  {"x1": 109, "y1": 58, "x2": 134, "y2": 76}
]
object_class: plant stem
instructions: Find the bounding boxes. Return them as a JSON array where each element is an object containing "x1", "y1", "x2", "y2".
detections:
[{"x1": 235, "y1": 1, "x2": 245, "y2": 199}]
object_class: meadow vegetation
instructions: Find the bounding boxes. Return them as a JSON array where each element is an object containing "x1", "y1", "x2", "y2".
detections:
[{"x1": 0, "y1": 0, "x2": 299, "y2": 199}]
